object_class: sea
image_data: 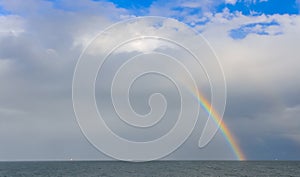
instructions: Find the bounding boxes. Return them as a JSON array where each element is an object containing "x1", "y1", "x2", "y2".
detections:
[{"x1": 0, "y1": 161, "x2": 299, "y2": 177}]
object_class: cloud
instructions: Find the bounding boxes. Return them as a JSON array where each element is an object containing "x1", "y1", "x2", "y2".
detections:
[
  {"x1": 244, "y1": 0, "x2": 269, "y2": 4},
  {"x1": 0, "y1": 0, "x2": 299, "y2": 160},
  {"x1": 0, "y1": 15, "x2": 24, "y2": 35},
  {"x1": 148, "y1": 0, "x2": 223, "y2": 22},
  {"x1": 225, "y1": 0, "x2": 238, "y2": 5},
  {"x1": 199, "y1": 11, "x2": 300, "y2": 159},
  {"x1": 0, "y1": 0, "x2": 130, "y2": 161}
]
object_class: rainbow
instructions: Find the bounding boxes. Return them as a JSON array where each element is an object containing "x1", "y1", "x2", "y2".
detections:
[{"x1": 193, "y1": 89, "x2": 246, "y2": 161}]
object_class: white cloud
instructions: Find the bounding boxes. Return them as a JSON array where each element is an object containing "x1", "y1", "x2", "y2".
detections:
[
  {"x1": 202, "y1": 13, "x2": 300, "y2": 89},
  {"x1": 225, "y1": 0, "x2": 238, "y2": 5},
  {"x1": 243, "y1": 0, "x2": 268, "y2": 4},
  {"x1": 149, "y1": 0, "x2": 223, "y2": 18},
  {"x1": 199, "y1": 12, "x2": 300, "y2": 148}
]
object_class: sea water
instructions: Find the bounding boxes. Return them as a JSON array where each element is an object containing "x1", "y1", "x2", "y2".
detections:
[{"x1": 0, "y1": 161, "x2": 299, "y2": 177}]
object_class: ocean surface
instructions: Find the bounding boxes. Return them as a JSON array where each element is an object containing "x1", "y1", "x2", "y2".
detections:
[{"x1": 0, "y1": 161, "x2": 299, "y2": 177}]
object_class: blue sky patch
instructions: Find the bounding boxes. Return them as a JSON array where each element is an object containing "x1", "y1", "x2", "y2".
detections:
[
  {"x1": 94, "y1": 0, "x2": 154, "y2": 9},
  {"x1": 44, "y1": 0, "x2": 300, "y2": 17},
  {"x1": 0, "y1": 5, "x2": 11, "y2": 15},
  {"x1": 229, "y1": 20, "x2": 281, "y2": 39},
  {"x1": 218, "y1": 0, "x2": 299, "y2": 15},
  {"x1": 103, "y1": 0, "x2": 300, "y2": 16}
]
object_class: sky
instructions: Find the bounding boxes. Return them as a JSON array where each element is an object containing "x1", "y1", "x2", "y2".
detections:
[{"x1": 0, "y1": 0, "x2": 300, "y2": 161}]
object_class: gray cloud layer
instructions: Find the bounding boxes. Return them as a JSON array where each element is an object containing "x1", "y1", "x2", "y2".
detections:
[{"x1": 0, "y1": 0, "x2": 299, "y2": 160}]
